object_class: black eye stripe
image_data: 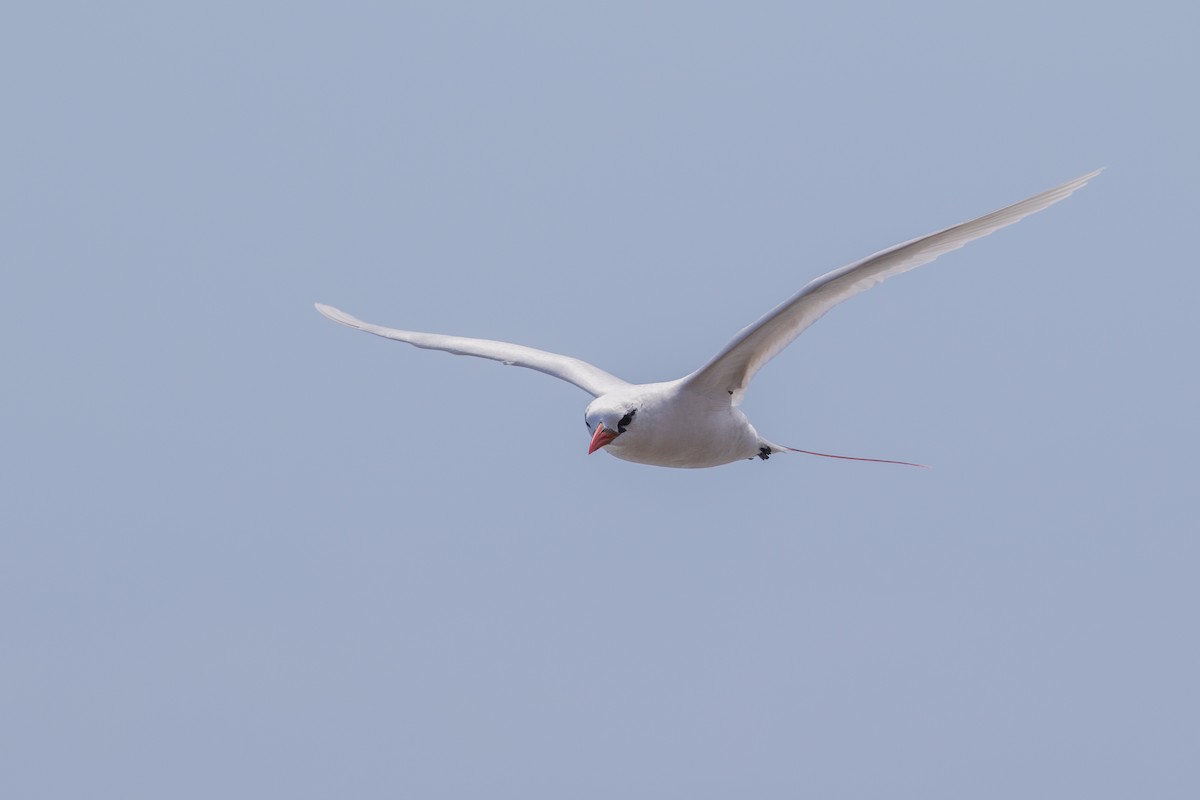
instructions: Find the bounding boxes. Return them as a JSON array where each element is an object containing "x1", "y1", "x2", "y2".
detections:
[{"x1": 617, "y1": 409, "x2": 636, "y2": 433}]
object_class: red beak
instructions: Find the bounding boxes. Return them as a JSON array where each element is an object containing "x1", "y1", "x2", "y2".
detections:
[{"x1": 588, "y1": 425, "x2": 618, "y2": 454}]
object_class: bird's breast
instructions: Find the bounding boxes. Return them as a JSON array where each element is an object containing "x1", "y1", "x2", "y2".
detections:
[{"x1": 603, "y1": 396, "x2": 761, "y2": 468}]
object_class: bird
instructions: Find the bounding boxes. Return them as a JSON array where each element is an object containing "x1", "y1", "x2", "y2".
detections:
[{"x1": 317, "y1": 170, "x2": 1100, "y2": 469}]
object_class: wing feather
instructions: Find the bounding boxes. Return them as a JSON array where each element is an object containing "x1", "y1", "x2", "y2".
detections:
[
  {"x1": 683, "y1": 170, "x2": 1102, "y2": 403},
  {"x1": 315, "y1": 304, "x2": 629, "y2": 398}
]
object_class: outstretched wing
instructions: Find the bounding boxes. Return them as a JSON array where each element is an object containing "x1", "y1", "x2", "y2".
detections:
[
  {"x1": 315, "y1": 303, "x2": 630, "y2": 398},
  {"x1": 683, "y1": 169, "x2": 1101, "y2": 403}
]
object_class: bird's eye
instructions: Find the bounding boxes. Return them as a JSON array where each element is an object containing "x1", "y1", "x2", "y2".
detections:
[{"x1": 617, "y1": 409, "x2": 635, "y2": 433}]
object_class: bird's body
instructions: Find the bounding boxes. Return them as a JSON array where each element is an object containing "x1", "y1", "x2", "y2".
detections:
[
  {"x1": 584, "y1": 381, "x2": 775, "y2": 468},
  {"x1": 317, "y1": 170, "x2": 1100, "y2": 469}
]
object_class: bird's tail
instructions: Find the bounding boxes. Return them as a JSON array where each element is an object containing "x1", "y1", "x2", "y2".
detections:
[{"x1": 765, "y1": 441, "x2": 928, "y2": 468}]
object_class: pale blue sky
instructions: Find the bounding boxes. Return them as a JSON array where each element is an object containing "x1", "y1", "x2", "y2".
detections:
[{"x1": 3, "y1": 2, "x2": 1198, "y2": 798}]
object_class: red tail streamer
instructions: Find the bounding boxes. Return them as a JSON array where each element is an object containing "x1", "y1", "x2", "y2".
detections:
[{"x1": 783, "y1": 446, "x2": 928, "y2": 469}]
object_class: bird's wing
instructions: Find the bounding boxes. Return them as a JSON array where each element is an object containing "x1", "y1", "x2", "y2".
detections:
[
  {"x1": 315, "y1": 303, "x2": 631, "y2": 398},
  {"x1": 682, "y1": 169, "x2": 1101, "y2": 404}
]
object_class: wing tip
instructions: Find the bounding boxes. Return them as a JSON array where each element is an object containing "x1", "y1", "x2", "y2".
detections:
[
  {"x1": 1059, "y1": 167, "x2": 1105, "y2": 195},
  {"x1": 314, "y1": 302, "x2": 365, "y2": 330}
]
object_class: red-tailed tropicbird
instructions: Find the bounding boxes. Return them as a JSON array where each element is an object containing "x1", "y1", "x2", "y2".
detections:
[{"x1": 317, "y1": 170, "x2": 1100, "y2": 468}]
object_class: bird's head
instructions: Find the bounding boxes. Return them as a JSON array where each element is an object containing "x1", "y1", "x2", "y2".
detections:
[{"x1": 584, "y1": 396, "x2": 638, "y2": 455}]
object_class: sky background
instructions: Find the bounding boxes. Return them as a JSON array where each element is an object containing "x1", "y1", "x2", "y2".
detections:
[{"x1": 3, "y1": 2, "x2": 1198, "y2": 798}]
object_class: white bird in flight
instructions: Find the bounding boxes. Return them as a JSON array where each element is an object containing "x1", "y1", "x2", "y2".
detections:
[{"x1": 317, "y1": 170, "x2": 1099, "y2": 469}]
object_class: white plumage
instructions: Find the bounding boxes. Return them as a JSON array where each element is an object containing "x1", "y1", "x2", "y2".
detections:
[{"x1": 317, "y1": 170, "x2": 1100, "y2": 468}]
